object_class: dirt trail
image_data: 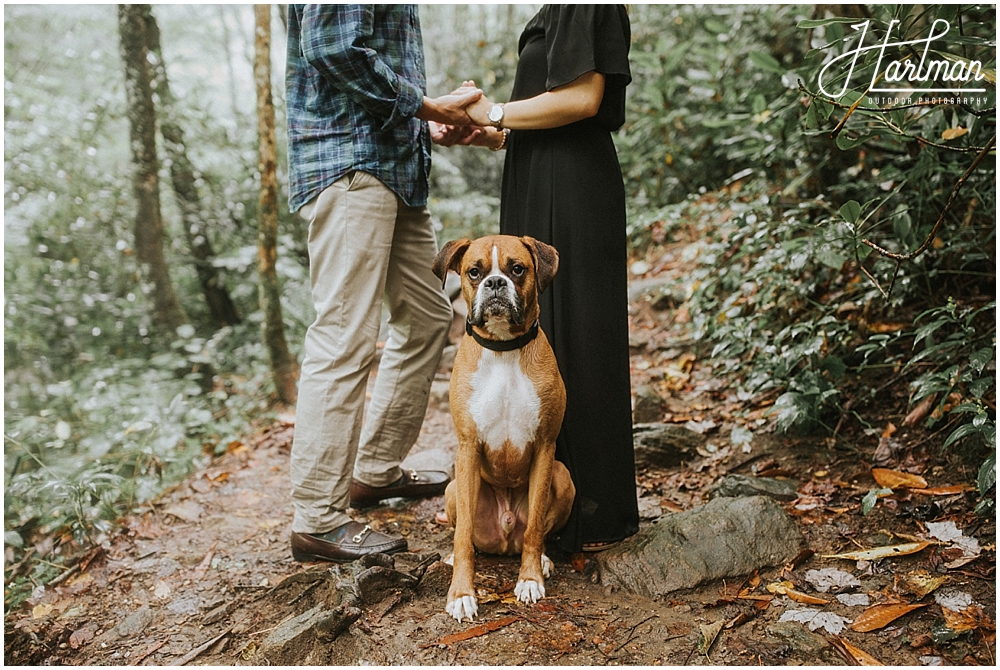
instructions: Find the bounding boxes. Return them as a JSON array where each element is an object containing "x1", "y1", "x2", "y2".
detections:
[{"x1": 5, "y1": 229, "x2": 995, "y2": 666}]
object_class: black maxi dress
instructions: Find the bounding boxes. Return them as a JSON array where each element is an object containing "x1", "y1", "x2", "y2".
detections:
[{"x1": 499, "y1": 5, "x2": 639, "y2": 553}]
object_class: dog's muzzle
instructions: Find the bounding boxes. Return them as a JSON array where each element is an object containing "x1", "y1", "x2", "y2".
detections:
[{"x1": 470, "y1": 275, "x2": 524, "y2": 327}]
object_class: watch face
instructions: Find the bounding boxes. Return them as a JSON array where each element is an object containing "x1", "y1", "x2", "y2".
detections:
[{"x1": 489, "y1": 105, "x2": 503, "y2": 122}]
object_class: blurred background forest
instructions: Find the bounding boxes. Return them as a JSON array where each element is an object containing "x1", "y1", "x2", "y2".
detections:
[{"x1": 4, "y1": 4, "x2": 995, "y2": 608}]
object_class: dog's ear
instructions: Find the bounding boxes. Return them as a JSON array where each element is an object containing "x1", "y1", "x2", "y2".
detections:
[
  {"x1": 432, "y1": 238, "x2": 472, "y2": 288},
  {"x1": 520, "y1": 236, "x2": 559, "y2": 294}
]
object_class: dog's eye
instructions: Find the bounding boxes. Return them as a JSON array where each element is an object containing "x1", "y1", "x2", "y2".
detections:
[
  {"x1": 467, "y1": 268, "x2": 480, "y2": 280},
  {"x1": 511, "y1": 264, "x2": 525, "y2": 277}
]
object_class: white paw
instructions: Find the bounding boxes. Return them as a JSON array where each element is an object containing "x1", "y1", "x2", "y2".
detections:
[
  {"x1": 443, "y1": 553, "x2": 454, "y2": 566},
  {"x1": 446, "y1": 595, "x2": 478, "y2": 622},
  {"x1": 541, "y1": 554, "x2": 553, "y2": 578},
  {"x1": 514, "y1": 579, "x2": 545, "y2": 605}
]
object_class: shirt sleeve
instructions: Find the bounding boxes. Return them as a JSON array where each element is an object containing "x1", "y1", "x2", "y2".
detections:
[
  {"x1": 298, "y1": 4, "x2": 423, "y2": 131},
  {"x1": 542, "y1": 4, "x2": 631, "y2": 91}
]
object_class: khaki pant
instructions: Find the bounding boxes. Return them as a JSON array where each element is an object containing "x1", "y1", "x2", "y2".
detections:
[{"x1": 290, "y1": 171, "x2": 452, "y2": 534}]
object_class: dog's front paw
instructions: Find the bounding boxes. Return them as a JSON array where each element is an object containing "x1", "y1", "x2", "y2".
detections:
[
  {"x1": 446, "y1": 595, "x2": 478, "y2": 622},
  {"x1": 514, "y1": 579, "x2": 545, "y2": 604}
]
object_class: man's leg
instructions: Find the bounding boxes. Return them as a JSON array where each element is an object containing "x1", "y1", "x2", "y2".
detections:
[
  {"x1": 353, "y1": 195, "x2": 453, "y2": 487},
  {"x1": 290, "y1": 172, "x2": 398, "y2": 535}
]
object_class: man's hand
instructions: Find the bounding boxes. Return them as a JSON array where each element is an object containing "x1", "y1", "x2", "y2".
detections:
[
  {"x1": 429, "y1": 122, "x2": 506, "y2": 150},
  {"x1": 417, "y1": 87, "x2": 483, "y2": 125}
]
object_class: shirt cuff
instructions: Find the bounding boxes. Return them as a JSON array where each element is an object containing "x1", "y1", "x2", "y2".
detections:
[{"x1": 382, "y1": 77, "x2": 424, "y2": 132}]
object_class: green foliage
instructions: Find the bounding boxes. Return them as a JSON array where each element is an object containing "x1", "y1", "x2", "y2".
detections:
[
  {"x1": 4, "y1": 5, "x2": 301, "y2": 567},
  {"x1": 620, "y1": 4, "x2": 810, "y2": 208}
]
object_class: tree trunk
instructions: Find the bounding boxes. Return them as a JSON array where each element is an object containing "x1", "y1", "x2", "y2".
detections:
[
  {"x1": 254, "y1": 4, "x2": 298, "y2": 405},
  {"x1": 117, "y1": 4, "x2": 188, "y2": 334},
  {"x1": 141, "y1": 5, "x2": 241, "y2": 329}
]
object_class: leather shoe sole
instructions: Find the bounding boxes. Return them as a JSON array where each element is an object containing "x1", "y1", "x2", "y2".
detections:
[
  {"x1": 350, "y1": 469, "x2": 450, "y2": 508},
  {"x1": 291, "y1": 521, "x2": 406, "y2": 563}
]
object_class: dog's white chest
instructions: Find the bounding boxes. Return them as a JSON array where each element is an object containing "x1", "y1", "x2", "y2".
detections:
[{"x1": 467, "y1": 350, "x2": 540, "y2": 452}]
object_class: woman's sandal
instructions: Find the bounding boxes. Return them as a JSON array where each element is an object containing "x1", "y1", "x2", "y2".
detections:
[{"x1": 581, "y1": 540, "x2": 621, "y2": 552}]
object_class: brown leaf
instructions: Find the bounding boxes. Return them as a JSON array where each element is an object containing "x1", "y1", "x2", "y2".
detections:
[
  {"x1": 823, "y1": 542, "x2": 929, "y2": 561},
  {"x1": 872, "y1": 468, "x2": 927, "y2": 489},
  {"x1": 942, "y1": 604, "x2": 990, "y2": 632},
  {"x1": 942, "y1": 126, "x2": 968, "y2": 140},
  {"x1": 903, "y1": 395, "x2": 936, "y2": 426},
  {"x1": 880, "y1": 422, "x2": 898, "y2": 439},
  {"x1": 785, "y1": 588, "x2": 830, "y2": 605},
  {"x1": 851, "y1": 603, "x2": 927, "y2": 632},
  {"x1": 425, "y1": 615, "x2": 521, "y2": 647},
  {"x1": 911, "y1": 484, "x2": 973, "y2": 496},
  {"x1": 766, "y1": 580, "x2": 829, "y2": 605},
  {"x1": 570, "y1": 552, "x2": 587, "y2": 573},
  {"x1": 839, "y1": 636, "x2": 884, "y2": 665},
  {"x1": 867, "y1": 322, "x2": 910, "y2": 333},
  {"x1": 898, "y1": 570, "x2": 948, "y2": 598}
]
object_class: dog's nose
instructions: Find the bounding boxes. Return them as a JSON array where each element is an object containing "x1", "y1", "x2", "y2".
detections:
[{"x1": 483, "y1": 276, "x2": 506, "y2": 292}]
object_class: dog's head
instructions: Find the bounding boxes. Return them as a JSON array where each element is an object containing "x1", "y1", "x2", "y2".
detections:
[{"x1": 433, "y1": 235, "x2": 558, "y2": 339}]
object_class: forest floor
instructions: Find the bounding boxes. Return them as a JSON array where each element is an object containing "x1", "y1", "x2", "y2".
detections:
[{"x1": 5, "y1": 215, "x2": 996, "y2": 666}]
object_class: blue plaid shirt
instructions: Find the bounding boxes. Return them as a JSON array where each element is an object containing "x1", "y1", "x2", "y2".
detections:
[{"x1": 286, "y1": 4, "x2": 431, "y2": 211}]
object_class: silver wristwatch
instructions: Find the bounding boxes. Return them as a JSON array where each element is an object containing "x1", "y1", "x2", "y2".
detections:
[{"x1": 487, "y1": 103, "x2": 505, "y2": 129}]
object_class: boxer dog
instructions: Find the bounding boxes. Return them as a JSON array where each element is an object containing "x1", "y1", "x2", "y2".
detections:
[{"x1": 432, "y1": 235, "x2": 575, "y2": 622}]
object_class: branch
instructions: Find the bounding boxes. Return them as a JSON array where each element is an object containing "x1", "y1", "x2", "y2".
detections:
[
  {"x1": 862, "y1": 134, "x2": 996, "y2": 262},
  {"x1": 798, "y1": 83, "x2": 991, "y2": 154}
]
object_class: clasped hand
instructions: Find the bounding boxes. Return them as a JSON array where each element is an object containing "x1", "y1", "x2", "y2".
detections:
[{"x1": 428, "y1": 80, "x2": 502, "y2": 148}]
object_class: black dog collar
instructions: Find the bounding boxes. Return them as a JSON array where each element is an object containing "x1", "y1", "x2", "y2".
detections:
[{"x1": 466, "y1": 319, "x2": 539, "y2": 352}]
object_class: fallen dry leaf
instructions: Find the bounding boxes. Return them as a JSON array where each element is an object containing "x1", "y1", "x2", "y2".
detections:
[
  {"x1": 941, "y1": 604, "x2": 990, "y2": 632},
  {"x1": 941, "y1": 126, "x2": 968, "y2": 140},
  {"x1": 838, "y1": 636, "x2": 884, "y2": 665},
  {"x1": 851, "y1": 603, "x2": 927, "y2": 632},
  {"x1": 805, "y1": 567, "x2": 862, "y2": 593},
  {"x1": 766, "y1": 580, "x2": 829, "y2": 605},
  {"x1": 424, "y1": 615, "x2": 521, "y2": 647},
  {"x1": 910, "y1": 484, "x2": 973, "y2": 496},
  {"x1": 898, "y1": 571, "x2": 948, "y2": 598},
  {"x1": 570, "y1": 552, "x2": 587, "y2": 573},
  {"x1": 698, "y1": 619, "x2": 725, "y2": 656},
  {"x1": 823, "y1": 542, "x2": 929, "y2": 562},
  {"x1": 880, "y1": 422, "x2": 897, "y2": 439},
  {"x1": 872, "y1": 468, "x2": 927, "y2": 489},
  {"x1": 903, "y1": 395, "x2": 937, "y2": 426},
  {"x1": 779, "y1": 608, "x2": 849, "y2": 635}
]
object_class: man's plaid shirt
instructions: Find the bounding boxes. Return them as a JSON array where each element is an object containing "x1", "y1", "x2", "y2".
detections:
[{"x1": 286, "y1": 4, "x2": 431, "y2": 212}]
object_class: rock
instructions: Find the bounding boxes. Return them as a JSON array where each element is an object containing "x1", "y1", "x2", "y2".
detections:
[
  {"x1": 632, "y1": 423, "x2": 704, "y2": 469},
  {"x1": 708, "y1": 474, "x2": 799, "y2": 502},
  {"x1": 416, "y1": 561, "x2": 452, "y2": 598},
  {"x1": 596, "y1": 496, "x2": 804, "y2": 598},
  {"x1": 767, "y1": 621, "x2": 830, "y2": 655},
  {"x1": 632, "y1": 386, "x2": 665, "y2": 424}
]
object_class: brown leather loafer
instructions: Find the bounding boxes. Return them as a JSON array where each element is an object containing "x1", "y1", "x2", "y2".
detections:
[
  {"x1": 350, "y1": 470, "x2": 450, "y2": 508},
  {"x1": 290, "y1": 521, "x2": 406, "y2": 563}
]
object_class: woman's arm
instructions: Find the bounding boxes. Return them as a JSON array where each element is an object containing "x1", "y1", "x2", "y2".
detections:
[{"x1": 465, "y1": 71, "x2": 605, "y2": 130}]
